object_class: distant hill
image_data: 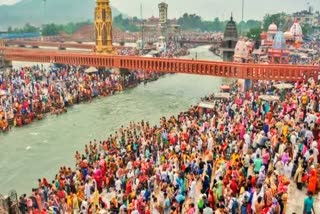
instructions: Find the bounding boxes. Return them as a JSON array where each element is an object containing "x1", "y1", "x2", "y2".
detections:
[{"x1": 0, "y1": 0, "x2": 121, "y2": 29}]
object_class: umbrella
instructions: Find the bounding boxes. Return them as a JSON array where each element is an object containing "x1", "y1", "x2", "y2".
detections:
[
  {"x1": 273, "y1": 83, "x2": 294, "y2": 90},
  {"x1": 258, "y1": 95, "x2": 280, "y2": 102},
  {"x1": 85, "y1": 67, "x2": 98, "y2": 74},
  {"x1": 220, "y1": 85, "x2": 230, "y2": 90},
  {"x1": 214, "y1": 92, "x2": 231, "y2": 100},
  {"x1": 198, "y1": 101, "x2": 216, "y2": 109},
  {"x1": 113, "y1": 68, "x2": 120, "y2": 75}
]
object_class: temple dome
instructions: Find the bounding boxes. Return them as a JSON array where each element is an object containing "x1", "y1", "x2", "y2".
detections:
[
  {"x1": 272, "y1": 31, "x2": 286, "y2": 50},
  {"x1": 223, "y1": 16, "x2": 238, "y2": 40},
  {"x1": 268, "y1": 22, "x2": 278, "y2": 32}
]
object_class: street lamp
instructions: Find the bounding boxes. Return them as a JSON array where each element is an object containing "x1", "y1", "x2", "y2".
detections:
[
  {"x1": 240, "y1": 0, "x2": 245, "y2": 35},
  {"x1": 242, "y1": 0, "x2": 245, "y2": 22},
  {"x1": 40, "y1": 0, "x2": 46, "y2": 41}
]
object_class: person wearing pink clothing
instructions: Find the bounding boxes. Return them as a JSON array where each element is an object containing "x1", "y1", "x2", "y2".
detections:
[
  {"x1": 187, "y1": 203, "x2": 196, "y2": 214},
  {"x1": 262, "y1": 150, "x2": 270, "y2": 170},
  {"x1": 35, "y1": 193, "x2": 43, "y2": 212}
]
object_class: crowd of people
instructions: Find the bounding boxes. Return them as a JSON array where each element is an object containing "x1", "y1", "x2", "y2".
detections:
[
  {"x1": 14, "y1": 77, "x2": 320, "y2": 214},
  {"x1": 115, "y1": 31, "x2": 222, "y2": 58},
  {"x1": 180, "y1": 32, "x2": 223, "y2": 43},
  {"x1": 289, "y1": 35, "x2": 320, "y2": 66},
  {"x1": 0, "y1": 65, "x2": 142, "y2": 132},
  {"x1": 0, "y1": 36, "x2": 210, "y2": 133},
  {"x1": 117, "y1": 47, "x2": 137, "y2": 56},
  {"x1": 116, "y1": 40, "x2": 190, "y2": 58},
  {"x1": 158, "y1": 40, "x2": 189, "y2": 58}
]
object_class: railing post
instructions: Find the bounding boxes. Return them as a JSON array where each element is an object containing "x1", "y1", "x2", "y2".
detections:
[{"x1": 114, "y1": 57, "x2": 120, "y2": 68}]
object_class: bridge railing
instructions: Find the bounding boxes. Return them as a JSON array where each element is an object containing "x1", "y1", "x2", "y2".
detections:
[
  {"x1": 3, "y1": 48, "x2": 319, "y2": 81},
  {"x1": 113, "y1": 56, "x2": 318, "y2": 81}
]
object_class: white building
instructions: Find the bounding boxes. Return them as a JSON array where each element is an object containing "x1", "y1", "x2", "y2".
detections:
[
  {"x1": 292, "y1": 10, "x2": 319, "y2": 26},
  {"x1": 290, "y1": 21, "x2": 303, "y2": 43}
]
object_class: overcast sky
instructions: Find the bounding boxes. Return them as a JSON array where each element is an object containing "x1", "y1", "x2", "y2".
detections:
[{"x1": 0, "y1": 0, "x2": 319, "y2": 21}]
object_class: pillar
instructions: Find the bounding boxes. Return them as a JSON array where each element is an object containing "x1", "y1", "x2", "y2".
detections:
[{"x1": 95, "y1": 0, "x2": 113, "y2": 54}]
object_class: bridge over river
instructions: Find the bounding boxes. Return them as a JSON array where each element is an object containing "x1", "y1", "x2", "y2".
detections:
[
  {"x1": 1, "y1": 46, "x2": 319, "y2": 81},
  {"x1": 0, "y1": 44, "x2": 318, "y2": 214}
]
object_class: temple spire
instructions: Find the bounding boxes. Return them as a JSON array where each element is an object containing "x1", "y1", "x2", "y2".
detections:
[{"x1": 95, "y1": 0, "x2": 113, "y2": 54}]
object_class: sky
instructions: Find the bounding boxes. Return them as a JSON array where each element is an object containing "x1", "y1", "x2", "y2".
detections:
[{"x1": 0, "y1": 0, "x2": 319, "y2": 21}]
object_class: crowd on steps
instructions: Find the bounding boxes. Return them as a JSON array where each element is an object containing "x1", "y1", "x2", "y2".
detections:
[
  {"x1": 0, "y1": 65, "x2": 158, "y2": 132},
  {"x1": 12, "y1": 79, "x2": 320, "y2": 214}
]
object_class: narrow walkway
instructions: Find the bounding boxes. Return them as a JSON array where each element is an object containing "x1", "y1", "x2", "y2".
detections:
[{"x1": 287, "y1": 183, "x2": 320, "y2": 213}]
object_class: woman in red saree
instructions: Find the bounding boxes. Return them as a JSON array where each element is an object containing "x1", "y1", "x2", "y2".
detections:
[
  {"x1": 307, "y1": 168, "x2": 318, "y2": 194},
  {"x1": 208, "y1": 190, "x2": 215, "y2": 209}
]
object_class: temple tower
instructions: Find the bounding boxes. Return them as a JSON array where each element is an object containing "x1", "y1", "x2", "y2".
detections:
[
  {"x1": 158, "y1": 2, "x2": 168, "y2": 25},
  {"x1": 158, "y1": 2, "x2": 168, "y2": 39},
  {"x1": 221, "y1": 15, "x2": 238, "y2": 62},
  {"x1": 95, "y1": 0, "x2": 113, "y2": 54}
]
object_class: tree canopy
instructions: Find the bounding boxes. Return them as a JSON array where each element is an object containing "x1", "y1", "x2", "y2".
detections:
[
  {"x1": 8, "y1": 23, "x2": 38, "y2": 33},
  {"x1": 178, "y1": 13, "x2": 203, "y2": 31},
  {"x1": 177, "y1": 13, "x2": 261, "y2": 33},
  {"x1": 7, "y1": 21, "x2": 92, "y2": 36},
  {"x1": 246, "y1": 27, "x2": 263, "y2": 41},
  {"x1": 238, "y1": 20, "x2": 261, "y2": 33},
  {"x1": 113, "y1": 14, "x2": 139, "y2": 32},
  {"x1": 301, "y1": 23, "x2": 313, "y2": 35},
  {"x1": 262, "y1": 13, "x2": 287, "y2": 31},
  {"x1": 41, "y1": 21, "x2": 91, "y2": 36},
  {"x1": 6, "y1": 11, "x2": 315, "y2": 38}
]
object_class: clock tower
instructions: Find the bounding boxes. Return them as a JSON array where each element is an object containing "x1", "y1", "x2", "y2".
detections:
[{"x1": 95, "y1": 0, "x2": 113, "y2": 54}]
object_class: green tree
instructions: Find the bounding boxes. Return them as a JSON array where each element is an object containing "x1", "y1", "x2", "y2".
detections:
[
  {"x1": 238, "y1": 20, "x2": 261, "y2": 33},
  {"x1": 63, "y1": 22, "x2": 76, "y2": 34},
  {"x1": 177, "y1": 13, "x2": 202, "y2": 30},
  {"x1": 176, "y1": 13, "x2": 260, "y2": 33},
  {"x1": 247, "y1": 27, "x2": 263, "y2": 41},
  {"x1": 42, "y1": 23, "x2": 61, "y2": 36},
  {"x1": 212, "y1": 17, "x2": 223, "y2": 32},
  {"x1": 23, "y1": 23, "x2": 38, "y2": 33},
  {"x1": 61, "y1": 21, "x2": 91, "y2": 34},
  {"x1": 132, "y1": 16, "x2": 139, "y2": 22},
  {"x1": 263, "y1": 13, "x2": 287, "y2": 31},
  {"x1": 246, "y1": 20, "x2": 261, "y2": 29},
  {"x1": 301, "y1": 23, "x2": 312, "y2": 36},
  {"x1": 113, "y1": 14, "x2": 139, "y2": 32},
  {"x1": 9, "y1": 23, "x2": 39, "y2": 33},
  {"x1": 238, "y1": 21, "x2": 246, "y2": 35},
  {"x1": 6, "y1": 21, "x2": 93, "y2": 36}
]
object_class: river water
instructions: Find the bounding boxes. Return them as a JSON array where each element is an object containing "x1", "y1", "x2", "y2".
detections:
[{"x1": 0, "y1": 45, "x2": 222, "y2": 194}]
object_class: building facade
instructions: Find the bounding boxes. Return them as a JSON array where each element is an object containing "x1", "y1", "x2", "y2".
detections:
[{"x1": 292, "y1": 9, "x2": 320, "y2": 26}]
